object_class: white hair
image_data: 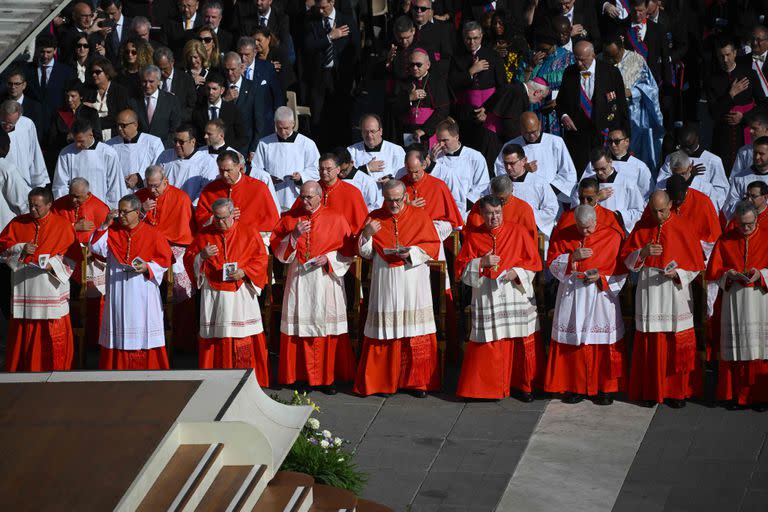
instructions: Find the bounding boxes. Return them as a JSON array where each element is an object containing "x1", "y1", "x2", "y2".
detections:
[
  {"x1": 274, "y1": 106, "x2": 295, "y2": 124},
  {"x1": 526, "y1": 79, "x2": 550, "y2": 96},
  {"x1": 574, "y1": 205, "x2": 597, "y2": 226},
  {"x1": 668, "y1": 150, "x2": 691, "y2": 172},
  {"x1": 144, "y1": 164, "x2": 165, "y2": 180}
]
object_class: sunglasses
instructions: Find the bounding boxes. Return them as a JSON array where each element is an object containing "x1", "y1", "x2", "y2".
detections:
[
  {"x1": 409, "y1": 62, "x2": 423, "y2": 68},
  {"x1": 412, "y1": 6, "x2": 431, "y2": 12},
  {"x1": 91, "y1": 69, "x2": 104, "y2": 75},
  {"x1": 76, "y1": 43, "x2": 89, "y2": 49},
  {"x1": 199, "y1": 37, "x2": 213, "y2": 43},
  {"x1": 607, "y1": 138, "x2": 626, "y2": 144},
  {"x1": 126, "y1": 49, "x2": 137, "y2": 55}
]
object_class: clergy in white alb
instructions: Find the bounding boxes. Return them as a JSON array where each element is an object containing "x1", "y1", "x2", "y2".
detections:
[
  {"x1": 106, "y1": 109, "x2": 165, "y2": 194},
  {"x1": 337, "y1": 147, "x2": 381, "y2": 211},
  {"x1": 706, "y1": 201, "x2": 768, "y2": 407},
  {"x1": 353, "y1": 179, "x2": 442, "y2": 397},
  {"x1": 584, "y1": 128, "x2": 653, "y2": 201},
  {"x1": 494, "y1": 112, "x2": 577, "y2": 203},
  {"x1": 158, "y1": 124, "x2": 219, "y2": 205},
  {"x1": 656, "y1": 125, "x2": 729, "y2": 212},
  {"x1": 429, "y1": 118, "x2": 490, "y2": 220},
  {"x1": 0, "y1": 131, "x2": 30, "y2": 230},
  {"x1": 252, "y1": 106, "x2": 320, "y2": 211},
  {"x1": 723, "y1": 136, "x2": 768, "y2": 219},
  {"x1": 543, "y1": 205, "x2": 628, "y2": 405},
  {"x1": 89, "y1": 194, "x2": 173, "y2": 370},
  {"x1": 52, "y1": 120, "x2": 123, "y2": 208},
  {"x1": 1, "y1": 100, "x2": 48, "y2": 188},
  {"x1": 572, "y1": 149, "x2": 645, "y2": 234},
  {"x1": 729, "y1": 111, "x2": 768, "y2": 179}
]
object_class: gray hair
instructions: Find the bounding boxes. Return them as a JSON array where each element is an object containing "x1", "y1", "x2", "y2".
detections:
[
  {"x1": 141, "y1": 64, "x2": 162, "y2": 80},
  {"x1": 120, "y1": 194, "x2": 141, "y2": 212},
  {"x1": 130, "y1": 16, "x2": 151, "y2": 31},
  {"x1": 70, "y1": 177, "x2": 90, "y2": 191},
  {"x1": 202, "y1": 1, "x2": 223, "y2": 13},
  {"x1": 382, "y1": 179, "x2": 406, "y2": 195},
  {"x1": 668, "y1": 150, "x2": 691, "y2": 172},
  {"x1": 734, "y1": 200, "x2": 759, "y2": 220},
  {"x1": 574, "y1": 204, "x2": 597, "y2": 226},
  {"x1": 0, "y1": 100, "x2": 22, "y2": 116},
  {"x1": 144, "y1": 164, "x2": 165, "y2": 180},
  {"x1": 526, "y1": 79, "x2": 550, "y2": 95},
  {"x1": 212, "y1": 197, "x2": 234, "y2": 213},
  {"x1": 463, "y1": 21, "x2": 483, "y2": 36},
  {"x1": 237, "y1": 36, "x2": 256, "y2": 51},
  {"x1": 490, "y1": 175, "x2": 513, "y2": 196},
  {"x1": 153, "y1": 46, "x2": 175, "y2": 64},
  {"x1": 274, "y1": 106, "x2": 295, "y2": 124},
  {"x1": 223, "y1": 51, "x2": 242, "y2": 65}
]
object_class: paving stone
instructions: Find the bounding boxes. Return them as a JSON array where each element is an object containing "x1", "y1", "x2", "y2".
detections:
[
  {"x1": 740, "y1": 489, "x2": 768, "y2": 512},
  {"x1": 366, "y1": 399, "x2": 464, "y2": 437},
  {"x1": 354, "y1": 435, "x2": 443, "y2": 471},
  {"x1": 630, "y1": 431, "x2": 693, "y2": 466},
  {"x1": 662, "y1": 485, "x2": 744, "y2": 512},
  {"x1": 611, "y1": 481, "x2": 672, "y2": 512},
  {"x1": 412, "y1": 471, "x2": 511, "y2": 507},
  {"x1": 430, "y1": 439, "x2": 528, "y2": 474},
  {"x1": 360, "y1": 469, "x2": 426, "y2": 510},
  {"x1": 687, "y1": 429, "x2": 765, "y2": 462},
  {"x1": 408, "y1": 504, "x2": 494, "y2": 512},
  {"x1": 448, "y1": 409, "x2": 542, "y2": 441}
]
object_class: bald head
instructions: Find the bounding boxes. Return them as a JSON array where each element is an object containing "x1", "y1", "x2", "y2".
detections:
[
  {"x1": 116, "y1": 109, "x2": 139, "y2": 140},
  {"x1": 574, "y1": 41, "x2": 595, "y2": 71},
  {"x1": 301, "y1": 181, "x2": 322, "y2": 197},
  {"x1": 649, "y1": 190, "x2": 672, "y2": 225},
  {"x1": 520, "y1": 112, "x2": 541, "y2": 143}
]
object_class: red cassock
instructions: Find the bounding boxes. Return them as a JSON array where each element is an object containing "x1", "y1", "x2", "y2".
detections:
[
  {"x1": 465, "y1": 196, "x2": 538, "y2": 242},
  {"x1": 0, "y1": 213, "x2": 80, "y2": 372},
  {"x1": 401, "y1": 173, "x2": 465, "y2": 229},
  {"x1": 622, "y1": 213, "x2": 705, "y2": 402},
  {"x1": 271, "y1": 205, "x2": 357, "y2": 386},
  {"x1": 195, "y1": 175, "x2": 279, "y2": 232},
  {"x1": 454, "y1": 222, "x2": 544, "y2": 398},
  {"x1": 289, "y1": 179, "x2": 369, "y2": 234},
  {"x1": 543, "y1": 221, "x2": 629, "y2": 395},
  {"x1": 725, "y1": 206, "x2": 768, "y2": 231},
  {"x1": 554, "y1": 204, "x2": 626, "y2": 239},
  {"x1": 136, "y1": 184, "x2": 197, "y2": 350},
  {"x1": 52, "y1": 193, "x2": 111, "y2": 348},
  {"x1": 638, "y1": 188, "x2": 721, "y2": 245},
  {"x1": 353, "y1": 204, "x2": 442, "y2": 395},
  {"x1": 185, "y1": 222, "x2": 271, "y2": 385},
  {"x1": 706, "y1": 224, "x2": 768, "y2": 405},
  {"x1": 97, "y1": 222, "x2": 173, "y2": 370}
]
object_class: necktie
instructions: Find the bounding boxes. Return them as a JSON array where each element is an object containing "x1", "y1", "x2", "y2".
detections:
[
  {"x1": 323, "y1": 17, "x2": 335, "y2": 67},
  {"x1": 162, "y1": 77, "x2": 169, "y2": 92},
  {"x1": 581, "y1": 71, "x2": 591, "y2": 78},
  {"x1": 245, "y1": 67, "x2": 251, "y2": 80},
  {"x1": 40, "y1": 65, "x2": 48, "y2": 88},
  {"x1": 260, "y1": 16, "x2": 267, "y2": 27},
  {"x1": 754, "y1": 54, "x2": 766, "y2": 63},
  {"x1": 145, "y1": 96, "x2": 155, "y2": 123},
  {"x1": 185, "y1": 18, "x2": 191, "y2": 30},
  {"x1": 210, "y1": 106, "x2": 218, "y2": 120}
]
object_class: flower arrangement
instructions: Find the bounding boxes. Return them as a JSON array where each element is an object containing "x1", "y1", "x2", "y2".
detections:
[{"x1": 274, "y1": 391, "x2": 367, "y2": 494}]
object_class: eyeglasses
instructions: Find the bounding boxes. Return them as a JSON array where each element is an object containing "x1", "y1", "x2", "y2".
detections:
[
  {"x1": 752, "y1": 36, "x2": 768, "y2": 42},
  {"x1": 384, "y1": 196, "x2": 405, "y2": 203},
  {"x1": 174, "y1": 138, "x2": 193, "y2": 145},
  {"x1": 411, "y1": 6, "x2": 431, "y2": 12},
  {"x1": 91, "y1": 69, "x2": 103, "y2": 75},
  {"x1": 6, "y1": 81, "x2": 24, "y2": 87},
  {"x1": 199, "y1": 37, "x2": 214, "y2": 43},
  {"x1": 126, "y1": 49, "x2": 137, "y2": 55},
  {"x1": 745, "y1": 193, "x2": 766, "y2": 199},
  {"x1": 75, "y1": 43, "x2": 89, "y2": 49},
  {"x1": 505, "y1": 159, "x2": 523, "y2": 166},
  {"x1": 213, "y1": 214, "x2": 231, "y2": 221},
  {"x1": 118, "y1": 209, "x2": 137, "y2": 216},
  {"x1": 409, "y1": 62, "x2": 423, "y2": 68},
  {"x1": 607, "y1": 137, "x2": 627, "y2": 144},
  {"x1": 116, "y1": 122, "x2": 136, "y2": 128}
]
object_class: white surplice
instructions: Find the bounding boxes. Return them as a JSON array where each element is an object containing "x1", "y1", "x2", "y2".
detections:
[
  {"x1": 625, "y1": 249, "x2": 699, "y2": 333},
  {"x1": 90, "y1": 231, "x2": 167, "y2": 350},
  {"x1": 106, "y1": 132, "x2": 165, "y2": 194},
  {"x1": 723, "y1": 171, "x2": 768, "y2": 220},
  {"x1": 158, "y1": 149, "x2": 219, "y2": 205},
  {"x1": 252, "y1": 133, "x2": 320, "y2": 211},
  {"x1": 656, "y1": 149, "x2": 729, "y2": 211},
  {"x1": 7, "y1": 116, "x2": 48, "y2": 188},
  {"x1": 53, "y1": 142, "x2": 123, "y2": 208},
  {"x1": 461, "y1": 260, "x2": 538, "y2": 342},
  {"x1": 730, "y1": 144, "x2": 753, "y2": 181},
  {"x1": 344, "y1": 169, "x2": 381, "y2": 211},
  {"x1": 717, "y1": 270, "x2": 768, "y2": 361},
  {"x1": 192, "y1": 253, "x2": 264, "y2": 339},
  {"x1": 508, "y1": 172, "x2": 559, "y2": 237},
  {"x1": 2, "y1": 244, "x2": 74, "y2": 319},
  {"x1": 549, "y1": 254, "x2": 626, "y2": 345},
  {"x1": 360, "y1": 236, "x2": 436, "y2": 340},
  {"x1": 430, "y1": 145, "x2": 490, "y2": 220},
  {"x1": 584, "y1": 155, "x2": 653, "y2": 201},
  {"x1": 494, "y1": 133, "x2": 577, "y2": 202},
  {"x1": 276, "y1": 237, "x2": 351, "y2": 337},
  {"x1": 0, "y1": 158, "x2": 29, "y2": 230},
  {"x1": 572, "y1": 170, "x2": 646, "y2": 233}
]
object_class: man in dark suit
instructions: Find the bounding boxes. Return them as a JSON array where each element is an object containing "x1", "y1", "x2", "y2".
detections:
[
  {"x1": 99, "y1": 0, "x2": 133, "y2": 65},
  {"x1": 153, "y1": 46, "x2": 198, "y2": 122},
  {"x1": 164, "y1": 0, "x2": 204, "y2": 55},
  {"x1": 222, "y1": 51, "x2": 265, "y2": 159},
  {"x1": 2, "y1": 67, "x2": 45, "y2": 139},
  {"x1": 648, "y1": 0, "x2": 688, "y2": 129},
  {"x1": 58, "y1": 1, "x2": 103, "y2": 60},
  {"x1": 24, "y1": 34, "x2": 74, "y2": 140},
  {"x1": 410, "y1": 0, "x2": 455, "y2": 78},
  {"x1": 535, "y1": 0, "x2": 602, "y2": 51},
  {"x1": 557, "y1": 40, "x2": 629, "y2": 172},
  {"x1": 231, "y1": 0, "x2": 291, "y2": 45},
  {"x1": 123, "y1": 0, "x2": 177, "y2": 28},
  {"x1": 743, "y1": 24, "x2": 768, "y2": 101},
  {"x1": 620, "y1": 0, "x2": 667, "y2": 84},
  {"x1": 129, "y1": 65, "x2": 182, "y2": 148},
  {"x1": 192, "y1": 72, "x2": 249, "y2": 154},
  {"x1": 237, "y1": 36, "x2": 285, "y2": 136},
  {"x1": 202, "y1": 1, "x2": 233, "y2": 52},
  {"x1": 304, "y1": 0, "x2": 360, "y2": 148}
]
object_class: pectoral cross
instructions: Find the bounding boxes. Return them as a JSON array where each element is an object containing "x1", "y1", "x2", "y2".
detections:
[
  {"x1": 393, "y1": 216, "x2": 401, "y2": 250},
  {"x1": 125, "y1": 232, "x2": 133, "y2": 262},
  {"x1": 744, "y1": 236, "x2": 749, "y2": 273},
  {"x1": 304, "y1": 216, "x2": 312, "y2": 260},
  {"x1": 33, "y1": 221, "x2": 40, "y2": 244},
  {"x1": 490, "y1": 232, "x2": 499, "y2": 272},
  {"x1": 221, "y1": 233, "x2": 228, "y2": 261}
]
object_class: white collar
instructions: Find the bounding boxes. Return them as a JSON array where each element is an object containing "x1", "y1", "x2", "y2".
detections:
[
  {"x1": 230, "y1": 76, "x2": 243, "y2": 89},
  {"x1": 146, "y1": 89, "x2": 159, "y2": 100},
  {"x1": 326, "y1": 8, "x2": 336, "y2": 20},
  {"x1": 209, "y1": 98, "x2": 223, "y2": 109}
]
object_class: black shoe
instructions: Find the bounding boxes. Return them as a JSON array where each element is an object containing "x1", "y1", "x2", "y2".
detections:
[
  {"x1": 321, "y1": 385, "x2": 337, "y2": 395},
  {"x1": 516, "y1": 391, "x2": 535, "y2": 403},
  {"x1": 412, "y1": 390, "x2": 427, "y2": 398},
  {"x1": 752, "y1": 403, "x2": 768, "y2": 412},
  {"x1": 562, "y1": 393, "x2": 583, "y2": 404},
  {"x1": 594, "y1": 393, "x2": 613, "y2": 406},
  {"x1": 666, "y1": 398, "x2": 686, "y2": 409},
  {"x1": 636, "y1": 399, "x2": 656, "y2": 408},
  {"x1": 375, "y1": 392, "x2": 393, "y2": 398}
]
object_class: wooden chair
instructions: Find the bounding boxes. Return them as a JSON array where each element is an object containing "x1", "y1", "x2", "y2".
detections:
[
  {"x1": 163, "y1": 269, "x2": 174, "y2": 362},
  {"x1": 74, "y1": 246, "x2": 89, "y2": 369},
  {"x1": 261, "y1": 255, "x2": 274, "y2": 337},
  {"x1": 343, "y1": 256, "x2": 363, "y2": 354},
  {"x1": 428, "y1": 260, "x2": 448, "y2": 388},
  {"x1": 286, "y1": 91, "x2": 311, "y2": 131}
]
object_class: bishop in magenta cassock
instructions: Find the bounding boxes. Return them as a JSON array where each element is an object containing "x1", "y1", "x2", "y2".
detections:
[
  {"x1": 185, "y1": 198, "x2": 271, "y2": 385},
  {"x1": 623, "y1": 191, "x2": 705, "y2": 407},
  {"x1": 353, "y1": 179, "x2": 441, "y2": 397},
  {"x1": 90, "y1": 194, "x2": 173, "y2": 370},
  {"x1": 706, "y1": 201, "x2": 768, "y2": 409},
  {"x1": 455, "y1": 195, "x2": 543, "y2": 401},
  {"x1": 0, "y1": 187, "x2": 79, "y2": 371},
  {"x1": 272, "y1": 181, "x2": 357, "y2": 393},
  {"x1": 544, "y1": 205, "x2": 629, "y2": 405}
]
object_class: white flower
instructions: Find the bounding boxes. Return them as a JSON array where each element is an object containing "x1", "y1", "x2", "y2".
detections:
[
  {"x1": 320, "y1": 439, "x2": 330, "y2": 449},
  {"x1": 333, "y1": 437, "x2": 343, "y2": 447},
  {"x1": 322, "y1": 429, "x2": 332, "y2": 439},
  {"x1": 306, "y1": 418, "x2": 320, "y2": 430},
  {"x1": 337, "y1": 457, "x2": 344, "y2": 462}
]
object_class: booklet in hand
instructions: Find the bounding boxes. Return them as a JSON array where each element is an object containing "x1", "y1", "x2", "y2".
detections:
[
  {"x1": 584, "y1": 269, "x2": 599, "y2": 279},
  {"x1": 131, "y1": 257, "x2": 146, "y2": 271},
  {"x1": 383, "y1": 246, "x2": 411, "y2": 256},
  {"x1": 664, "y1": 260, "x2": 678, "y2": 273},
  {"x1": 37, "y1": 254, "x2": 50, "y2": 269},
  {"x1": 732, "y1": 271, "x2": 753, "y2": 283},
  {"x1": 223, "y1": 262, "x2": 238, "y2": 281}
]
